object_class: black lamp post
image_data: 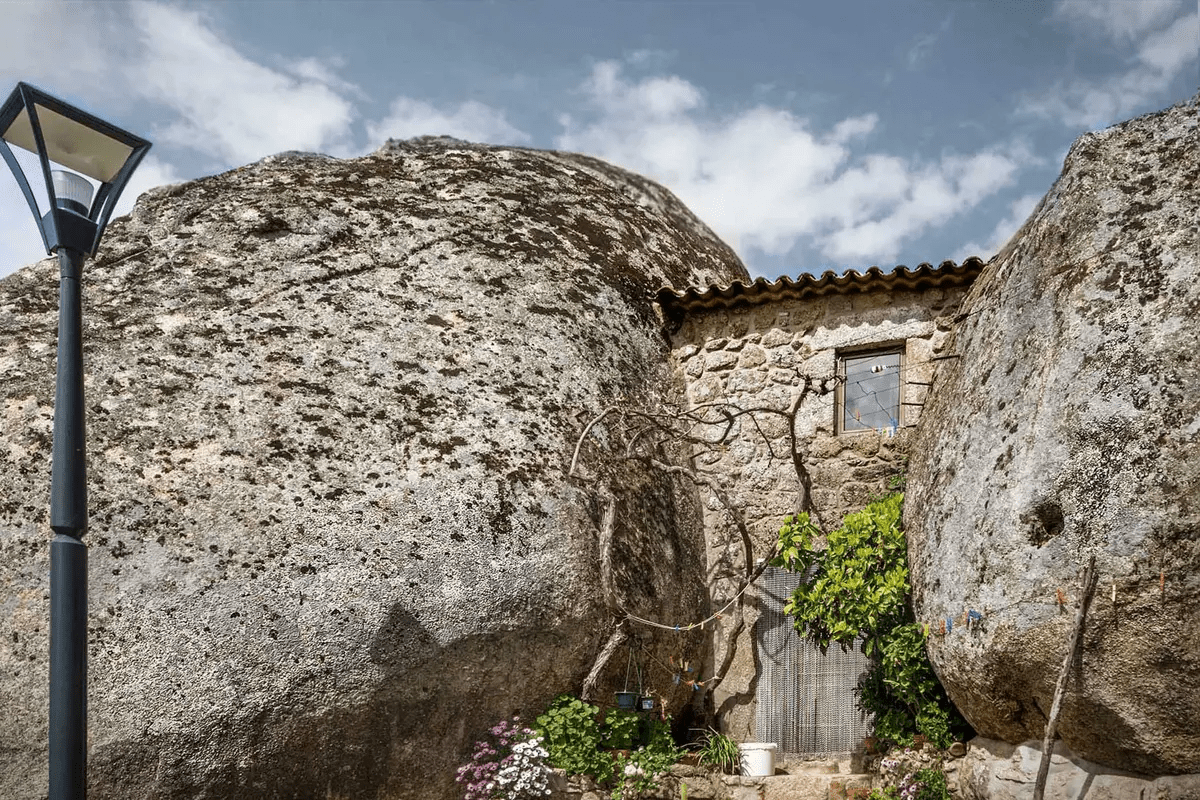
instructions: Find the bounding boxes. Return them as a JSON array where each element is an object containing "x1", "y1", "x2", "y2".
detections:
[{"x1": 0, "y1": 82, "x2": 150, "y2": 800}]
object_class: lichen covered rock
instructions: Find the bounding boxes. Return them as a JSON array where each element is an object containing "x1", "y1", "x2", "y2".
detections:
[
  {"x1": 0, "y1": 138, "x2": 747, "y2": 799},
  {"x1": 958, "y1": 738, "x2": 1200, "y2": 800},
  {"x1": 905, "y1": 95, "x2": 1199, "y2": 774}
]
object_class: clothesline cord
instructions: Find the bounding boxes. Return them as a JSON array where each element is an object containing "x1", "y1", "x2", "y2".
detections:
[{"x1": 622, "y1": 566, "x2": 764, "y2": 632}]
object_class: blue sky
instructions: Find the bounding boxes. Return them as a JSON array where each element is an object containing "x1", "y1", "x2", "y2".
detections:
[{"x1": 1, "y1": 0, "x2": 1196, "y2": 280}]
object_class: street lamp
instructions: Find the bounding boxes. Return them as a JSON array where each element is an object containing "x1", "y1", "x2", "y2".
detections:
[{"x1": 0, "y1": 82, "x2": 150, "y2": 800}]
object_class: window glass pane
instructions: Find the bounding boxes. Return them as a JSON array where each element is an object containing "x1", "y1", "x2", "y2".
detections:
[{"x1": 843, "y1": 351, "x2": 900, "y2": 432}]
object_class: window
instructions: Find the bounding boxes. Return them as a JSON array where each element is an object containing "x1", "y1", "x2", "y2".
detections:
[{"x1": 837, "y1": 346, "x2": 903, "y2": 434}]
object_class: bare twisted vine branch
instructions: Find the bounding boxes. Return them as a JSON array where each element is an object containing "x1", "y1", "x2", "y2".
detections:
[{"x1": 566, "y1": 375, "x2": 838, "y2": 692}]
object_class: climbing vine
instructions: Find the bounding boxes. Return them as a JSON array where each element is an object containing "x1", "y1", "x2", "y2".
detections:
[{"x1": 771, "y1": 493, "x2": 972, "y2": 748}]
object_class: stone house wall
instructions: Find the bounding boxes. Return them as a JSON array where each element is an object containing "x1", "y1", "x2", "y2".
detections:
[{"x1": 657, "y1": 264, "x2": 979, "y2": 744}]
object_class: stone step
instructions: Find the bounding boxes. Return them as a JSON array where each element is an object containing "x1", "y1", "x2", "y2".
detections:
[
  {"x1": 662, "y1": 765, "x2": 874, "y2": 800},
  {"x1": 554, "y1": 763, "x2": 875, "y2": 800}
]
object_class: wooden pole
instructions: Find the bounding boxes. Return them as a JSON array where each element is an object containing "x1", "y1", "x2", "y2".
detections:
[{"x1": 1032, "y1": 555, "x2": 1098, "y2": 800}]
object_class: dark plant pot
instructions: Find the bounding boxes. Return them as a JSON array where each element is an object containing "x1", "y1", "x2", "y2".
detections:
[
  {"x1": 638, "y1": 696, "x2": 655, "y2": 712},
  {"x1": 615, "y1": 691, "x2": 637, "y2": 710}
]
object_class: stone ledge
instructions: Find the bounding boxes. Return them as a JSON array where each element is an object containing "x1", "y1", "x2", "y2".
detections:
[{"x1": 959, "y1": 737, "x2": 1200, "y2": 800}]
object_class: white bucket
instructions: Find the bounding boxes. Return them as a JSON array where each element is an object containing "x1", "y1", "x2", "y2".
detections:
[{"x1": 738, "y1": 742, "x2": 777, "y2": 777}]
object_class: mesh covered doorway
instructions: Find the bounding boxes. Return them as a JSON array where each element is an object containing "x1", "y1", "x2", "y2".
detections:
[{"x1": 754, "y1": 566, "x2": 872, "y2": 755}]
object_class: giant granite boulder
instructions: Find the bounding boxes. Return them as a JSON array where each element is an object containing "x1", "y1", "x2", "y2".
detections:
[
  {"x1": 906, "y1": 94, "x2": 1199, "y2": 776},
  {"x1": 0, "y1": 138, "x2": 747, "y2": 799}
]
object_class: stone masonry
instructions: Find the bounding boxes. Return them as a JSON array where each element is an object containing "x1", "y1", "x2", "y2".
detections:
[{"x1": 657, "y1": 262, "x2": 980, "y2": 743}]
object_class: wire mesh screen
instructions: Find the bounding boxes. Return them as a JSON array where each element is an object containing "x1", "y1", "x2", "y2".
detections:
[{"x1": 754, "y1": 566, "x2": 873, "y2": 755}]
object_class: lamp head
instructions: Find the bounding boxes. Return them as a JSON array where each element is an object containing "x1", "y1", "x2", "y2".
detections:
[{"x1": 0, "y1": 82, "x2": 151, "y2": 255}]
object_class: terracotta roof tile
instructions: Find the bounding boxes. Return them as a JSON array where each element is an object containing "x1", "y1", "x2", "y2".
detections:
[{"x1": 656, "y1": 257, "x2": 986, "y2": 323}]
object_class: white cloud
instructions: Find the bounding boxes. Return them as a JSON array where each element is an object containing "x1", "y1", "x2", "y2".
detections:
[
  {"x1": 3, "y1": 3, "x2": 360, "y2": 166},
  {"x1": 366, "y1": 98, "x2": 530, "y2": 146},
  {"x1": 819, "y1": 150, "x2": 1027, "y2": 263},
  {"x1": 283, "y1": 56, "x2": 363, "y2": 99},
  {"x1": 582, "y1": 61, "x2": 704, "y2": 119},
  {"x1": 954, "y1": 192, "x2": 1043, "y2": 262},
  {"x1": 0, "y1": 1, "x2": 130, "y2": 102},
  {"x1": 1054, "y1": 0, "x2": 1184, "y2": 42},
  {"x1": 126, "y1": 2, "x2": 359, "y2": 163},
  {"x1": 624, "y1": 49, "x2": 677, "y2": 70},
  {"x1": 1, "y1": 1, "x2": 359, "y2": 276},
  {"x1": 1138, "y1": 11, "x2": 1200, "y2": 74},
  {"x1": 830, "y1": 114, "x2": 880, "y2": 143},
  {"x1": 1021, "y1": 1, "x2": 1197, "y2": 129},
  {"x1": 556, "y1": 60, "x2": 1031, "y2": 267}
]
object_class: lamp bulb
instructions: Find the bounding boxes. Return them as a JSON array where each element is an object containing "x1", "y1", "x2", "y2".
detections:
[{"x1": 51, "y1": 169, "x2": 94, "y2": 214}]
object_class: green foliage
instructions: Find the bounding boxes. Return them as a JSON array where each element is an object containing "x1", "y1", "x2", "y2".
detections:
[
  {"x1": 773, "y1": 494, "x2": 908, "y2": 655},
  {"x1": 535, "y1": 695, "x2": 614, "y2": 784},
  {"x1": 913, "y1": 704, "x2": 954, "y2": 750},
  {"x1": 611, "y1": 719, "x2": 680, "y2": 799},
  {"x1": 771, "y1": 493, "x2": 972, "y2": 750},
  {"x1": 878, "y1": 624, "x2": 938, "y2": 706},
  {"x1": 695, "y1": 729, "x2": 740, "y2": 774},
  {"x1": 602, "y1": 709, "x2": 641, "y2": 751},
  {"x1": 866, "y1": 788, "x2": 900, "y2": 800},
  {"x1": 910, "y1": 768, "x2": 950, "y2": 800},
  {"x1": 857, "y1": 664, "x2": 918, "y2": 744},
  {"x1": 643, "y1": 717, "x2": 676, "y2": 755},
  {"x1": 886, "y1": 458, "x2": 908, "y2": 492},
  {"x1": 865, "y1": 622, "x2": 961, "y2": 747},
  {"x1": 536, "y1": 696, "x2": 680, "y2": 799}
]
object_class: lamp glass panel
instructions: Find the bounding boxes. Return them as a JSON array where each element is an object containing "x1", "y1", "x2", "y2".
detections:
[
  {"x1": 1, "y1": 104, "x2": 132, "y2": 183},
  {"x1": 3, "y1": 138, "x2": 51, "y2": 215}
]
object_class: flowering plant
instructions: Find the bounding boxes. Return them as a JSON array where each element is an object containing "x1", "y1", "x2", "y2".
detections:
[
  {"x1": 456, "y1": 717, "x2": 553, "y2": 800},
  {"x1": 869, "y1": 759, "x2": 948, "y2": 800},
  {"x1": 609, "y1": 719, "x2": 680, "y2": 800}
]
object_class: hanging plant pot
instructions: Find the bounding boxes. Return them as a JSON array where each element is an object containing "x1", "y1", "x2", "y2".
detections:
[
  {"x1": 638, "y1": 695, "x2": 655, "y2": 712},
  {"x1": 615, "y1": 691, "x2": 637, "y2": 710}
]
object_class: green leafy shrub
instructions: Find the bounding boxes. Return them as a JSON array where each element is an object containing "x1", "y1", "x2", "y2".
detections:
[
  {"x1": 535, "y1": 695, "x2": 614, "y2": 784},
  {"x1": 774, "y1": 494, "x2": 908, "y2": 650},
  {"x1": 771, "y1": 493, "x2": 972, "y2": 749},
  {"x1": 909, "y1": 767, "x2": 950, "y2": 800},
  {"x1": 602, "y1": 709, "x2": 641, "y2": 751}
]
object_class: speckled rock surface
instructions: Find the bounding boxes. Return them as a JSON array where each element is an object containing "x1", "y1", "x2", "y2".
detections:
[
  {"x1": 905, "y1": 95, "x2": 1199, "y2": 774},
  {"x1": 0, "y1": 137, "x2": 747, "y2": 799},
  {"x1": 958, "y1": 738, "x2": 1200, "y2": 800}
]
